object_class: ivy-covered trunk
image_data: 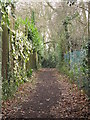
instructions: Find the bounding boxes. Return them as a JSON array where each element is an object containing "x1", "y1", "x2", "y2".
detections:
[
  {"x1": 0, "y1": 7, "x2": 2, "y2": 118},
  {"x1": 27, "y1": 52, "x2": 37, "y2": 70},
  {"x1": 88, "y1": 2, "x2": 90, "y2": 97}
]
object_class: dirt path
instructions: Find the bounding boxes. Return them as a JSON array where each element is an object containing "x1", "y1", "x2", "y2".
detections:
[{"x1": 2, "y1": 68, "x2": 89, "y2": 119}]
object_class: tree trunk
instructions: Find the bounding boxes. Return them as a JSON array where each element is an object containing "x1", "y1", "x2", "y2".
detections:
[
  {"x1": 26, "y1": 52, "x2": 37, "y2": 70},
  {"x1": 2, "y1": 25, "x2": 9, "y2": 81},
  {"x1": 0, "y1": 7, "x2": 2, "y2": 117},
  {"x1": 88, "y1": 1, "x2": 90, "y2": 97}
]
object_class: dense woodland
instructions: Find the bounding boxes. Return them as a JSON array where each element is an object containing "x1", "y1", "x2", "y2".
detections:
[{"x1": 0, "y1": 0, "x2": 90, "y2": 119}]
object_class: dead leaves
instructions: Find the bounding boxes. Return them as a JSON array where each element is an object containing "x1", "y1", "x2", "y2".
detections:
[
  {"x1": 49, "y1": 72, "x2": 89, "y2": 118},
  {"x1": 2, "y1": 69, "x2": 90, "y2": 119},
  {"x1": 46, "y1": 98, "x2": 50, "y2": 102},
  {"x1": 40, "y1": 103, "x2": 43, "y2": 105}
]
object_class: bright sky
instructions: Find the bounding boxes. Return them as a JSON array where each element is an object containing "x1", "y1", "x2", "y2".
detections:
[{"x1": 18, "y1": 0, "x2": 89, "y2": 2}]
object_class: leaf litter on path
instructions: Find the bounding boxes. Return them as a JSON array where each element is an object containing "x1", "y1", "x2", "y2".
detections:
[{"x1": 2, "y1": 68, "x2": 90, "y2": 119}]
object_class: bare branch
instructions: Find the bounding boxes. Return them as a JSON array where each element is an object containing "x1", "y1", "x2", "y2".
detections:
[
  {"x1": 75, "y1": 5, "x2": 90, "y2": 13},
  {"x1": 46, "y1": 2, "x2": 55, "y2": 11},
  {"x1": 78, "y1": 20, "x2": 87, "y2": 26},
  {"x1": 44, "y1": 41, "x2": 58, "y2": 44}
]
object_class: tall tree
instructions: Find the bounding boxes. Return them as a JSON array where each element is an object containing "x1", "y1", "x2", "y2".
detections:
[
  {"x1": 2, "y1": 3, "x2": 9, "y2": 81},
  {"x1": 0, "y1": 4, "x2": 2, "y2": 115},
  {"x1": 88, "y1": 1, "x2": 90, "y2": 97}
]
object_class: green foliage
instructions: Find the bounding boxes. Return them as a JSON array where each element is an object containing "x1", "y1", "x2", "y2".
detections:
[
  {"x1": 1, "y1": 3, "x2": 10, "y2": 27},
  {"x1": 27, "y1": 69, "x2": 33, "y2": 78},
  {"x1": 42, "y1": 50, "x2": 57, "y2": 68},
  {"x1": 15, "y1": 16, "x2": 43, "y2": 53},
  {"x1": 31, "y1": 11, "x2": 35, "y2": 25},
  {"x1": 1, "y1": 0, "x2": 16, "y2": 28},
  {"x1": 1, "y1": 1, "x2": 89, "y2": 99},
  {"x1": 2, "y1": 80, "x2": 17, "y2": 100},
  {"x1": 1, "y1": 2, "x2": 43, "y2": 100}
]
